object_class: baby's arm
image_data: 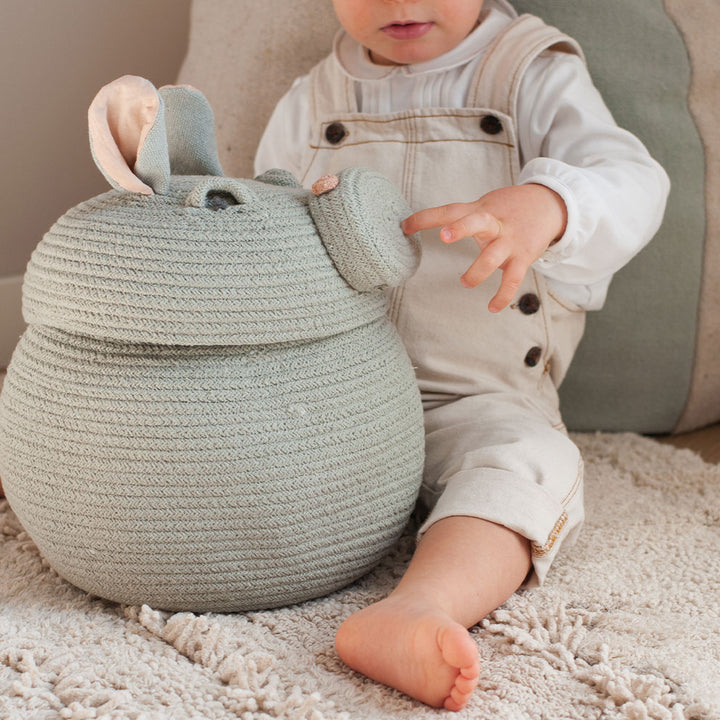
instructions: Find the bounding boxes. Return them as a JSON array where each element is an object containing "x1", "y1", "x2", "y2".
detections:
[
  {"x1": 402, "y1": 183, "x2": 567, "y2": 313},
  {"x1": 513, "y1": 53, "x2": 669, "y2": 309},
  {"x1": 406, "y1": 52, "x2": 669, "y2": 314}
]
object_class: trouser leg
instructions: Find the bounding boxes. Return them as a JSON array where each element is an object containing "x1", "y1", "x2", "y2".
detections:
[{"x1": 418, "y1": 393, "x2": 584, "y2": 586}]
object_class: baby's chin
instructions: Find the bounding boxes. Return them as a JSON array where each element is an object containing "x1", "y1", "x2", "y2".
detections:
[
  {"x1": 368, "y1": 33, "x2": 464, "y2": 67},
  {"x1": 368, "y1": 43, "x2": 441, "y2": 67}
]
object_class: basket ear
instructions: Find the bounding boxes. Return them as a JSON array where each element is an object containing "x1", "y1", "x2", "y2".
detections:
[
  {"x1": 308, "y1": 168, "x2": 420, "y2": 291},
  {"x1": 88, "y1": 75, "x2": 170, "y2": 195},
  {"x1": 159, "y1": 84, "x2": 224, "y2": 178}
]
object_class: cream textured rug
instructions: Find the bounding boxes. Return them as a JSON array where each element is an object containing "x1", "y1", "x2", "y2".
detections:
[{"x1": 1, "y1": 432, "x2": 719, "y2": 719}]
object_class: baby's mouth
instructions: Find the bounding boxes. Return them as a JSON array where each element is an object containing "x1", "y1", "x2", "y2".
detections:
[{"x1": 381, "y1": 21, "x2": 434, "y2": 40}]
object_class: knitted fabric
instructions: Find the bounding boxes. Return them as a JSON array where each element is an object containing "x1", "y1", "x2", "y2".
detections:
[
  {"x1": 1, "y1": 321, "x2": 423, "y2": 611},
  {"x1": 21, "y1": 176, "x2": 394, "y2": 346},
  {"x1": 0, "y1": 79, "x2": 424, "y2": 611},
  {"x1": 308, "y1": 167, "x2": 423, "y2": 292}
]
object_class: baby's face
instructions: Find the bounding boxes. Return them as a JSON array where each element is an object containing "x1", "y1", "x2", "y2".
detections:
[{"x1": 332, "y1": 0, "x2": 484, "y2": 66}]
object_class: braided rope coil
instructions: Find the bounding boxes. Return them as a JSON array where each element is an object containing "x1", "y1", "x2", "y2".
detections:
[{"x1": 0, "y1": 165, "x2": 425, "y2": 611}]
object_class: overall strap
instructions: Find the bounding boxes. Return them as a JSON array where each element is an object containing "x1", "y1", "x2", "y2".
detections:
[
  {"x1": 467, "y1": 14, "x2": 585, "y2": 115},
  {"x1": 308, "y1": 54, "x2": 358, "y2": 129}
]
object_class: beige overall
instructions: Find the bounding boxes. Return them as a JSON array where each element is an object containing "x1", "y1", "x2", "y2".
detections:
[{"x1": 300, "y1": 16, "x2": 587, "y2": 584}]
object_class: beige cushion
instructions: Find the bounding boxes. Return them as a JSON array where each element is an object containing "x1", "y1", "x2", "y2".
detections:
[
  {"x1": 179, "y1": 0, "x2": 720, "y2": 434},
  {"x1": 178, "y1": 1, "x2": 339, "y2": 178}
]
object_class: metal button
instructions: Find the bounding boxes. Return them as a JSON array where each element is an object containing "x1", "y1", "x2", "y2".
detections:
[
  {"x1": 524, "y1": 346, "x2": 543, "y2": 367},
  {"x1": 480, "y1": 115, "x2": 503, "y2": 135},
  {"x1": 325, "y1": 122, "x2": 347, "y2": 145},
  {"x1": 518, "y1": 293, "x2": 540, "y2": 315}
]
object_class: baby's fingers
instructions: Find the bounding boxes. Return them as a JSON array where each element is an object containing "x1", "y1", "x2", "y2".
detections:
[
  {"x1": 461, "y1": 242, "x2": 510, "y2": 289},
  {"x1": 488, "y1": 263, "x2": 527, "y2": 314},
  {"x1": 440, "y1": 211, "x2": 502, "y2": 246},
  {"x1": 462, "y1": 249, "x2": 528, "y2": 313},
  {"x1": 401, "y1": 203, "x2": 473, "y2": 234}
]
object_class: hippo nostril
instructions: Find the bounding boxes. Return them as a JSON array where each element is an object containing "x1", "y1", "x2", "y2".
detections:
[
  {"x1": 205, "y1": 190, "x2": 240, "y2": 211},
  {"x1": 186, "y1": 179, "x2": 256, "y2": 210}
]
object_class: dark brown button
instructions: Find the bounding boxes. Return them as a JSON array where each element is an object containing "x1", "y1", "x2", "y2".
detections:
[
  {"x1": 524, "y1": 346, "x2": 543, "y2": 367},
  {"x1": 518, "y1": 293, "x2": 540, "y2": 315},
  {"x1": 325, "y1": 122, "x2": 347, "y2": 144},
  {"x1": 480, "y1": 115, "x2": 503, "y2": 135}
]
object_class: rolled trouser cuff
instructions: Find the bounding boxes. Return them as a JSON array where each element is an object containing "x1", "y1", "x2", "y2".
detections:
[{"x1": 417, "y1": 461, "x2": 583, "y2": 586}]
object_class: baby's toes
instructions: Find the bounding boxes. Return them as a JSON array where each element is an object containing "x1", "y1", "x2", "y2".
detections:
[
  {"x1": 444, "y1": 660, "x2": 480, "y2": 711},
  {"x1": 455, "y1": 671, "x2": 479, "y2": 695},
  {"x1": 445, "y1": 685, "x2": 473, "y2": 712}
]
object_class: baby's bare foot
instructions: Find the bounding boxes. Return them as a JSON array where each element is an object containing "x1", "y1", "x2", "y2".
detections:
[{"x1": 335, "y1": 595, "x2": 480, "y2": 711}]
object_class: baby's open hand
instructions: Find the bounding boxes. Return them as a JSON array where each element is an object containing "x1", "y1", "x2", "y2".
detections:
[{"x1": 402, "y1": 184, "x2": 567, "y2": 313}]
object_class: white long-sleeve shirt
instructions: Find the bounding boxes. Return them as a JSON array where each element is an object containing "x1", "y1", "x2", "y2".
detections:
[{"x1": 255, "y1": 0, "x2": 669, "y2": 310}]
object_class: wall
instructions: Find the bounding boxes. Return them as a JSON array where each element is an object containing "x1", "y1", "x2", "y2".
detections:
[{"x1": 0, "y1": 0, "x2": 191, "y2": 366}]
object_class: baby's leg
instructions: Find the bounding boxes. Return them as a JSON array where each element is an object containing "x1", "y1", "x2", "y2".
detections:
[
  {"x1": 336, "y1": 394, "x2": 583, "y2": 710},
  {"x1": 335, "y1": 514, "x2": 531, "y2": 711}
]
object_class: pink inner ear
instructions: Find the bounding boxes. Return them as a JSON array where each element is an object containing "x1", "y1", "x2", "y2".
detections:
[{"x1": 88, "y1": 76, "x2": 161, "y2": 195}]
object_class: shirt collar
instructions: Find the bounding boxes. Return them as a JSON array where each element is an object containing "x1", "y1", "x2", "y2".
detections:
[{"x1": 334, "y1": 0, "x2": 517, "y2": 80}]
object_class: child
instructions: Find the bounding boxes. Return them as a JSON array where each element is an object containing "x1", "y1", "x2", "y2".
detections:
[{"x1": 255, "y1": 0, "x2": 669, "y2": 711}]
